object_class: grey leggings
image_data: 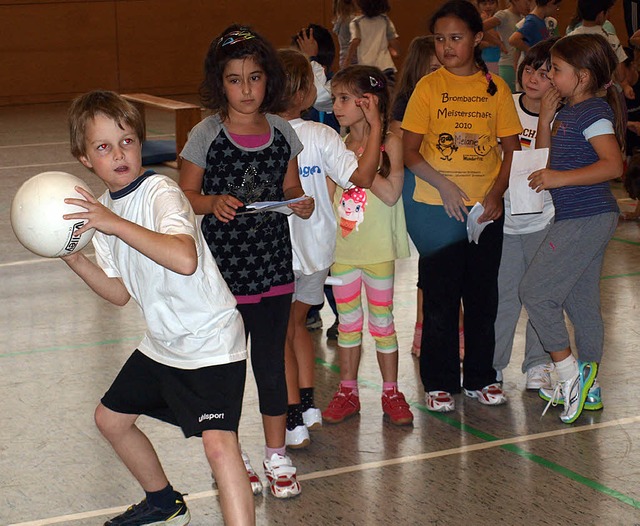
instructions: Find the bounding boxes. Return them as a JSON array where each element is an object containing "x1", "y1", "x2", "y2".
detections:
[{"x1": 519, "y1": 212, "x2": 618, "y2": 363}]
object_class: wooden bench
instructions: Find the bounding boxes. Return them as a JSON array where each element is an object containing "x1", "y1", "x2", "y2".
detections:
[{"x1": 122, "y1": 93, "x2": 202, "y2": 168}]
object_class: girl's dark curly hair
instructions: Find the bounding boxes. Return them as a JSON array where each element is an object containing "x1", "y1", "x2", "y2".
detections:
[
  {"x1": 332, "y1": 65, "x2": 391, "y2": 177},
  {"x1": 200, "y1": 24, "x2": 286, "y2": 118}
]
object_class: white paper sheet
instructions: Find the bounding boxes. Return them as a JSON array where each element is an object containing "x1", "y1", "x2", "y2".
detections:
[
  {"x1": 467, "y1": 202, "x2": 493, "y2": 244},
  {"x1": 509, "y1": 148, "x2": 549, "y2": 215},
  {"x1": 236, "y1": 196, "x2": 307, "y2": 215}
]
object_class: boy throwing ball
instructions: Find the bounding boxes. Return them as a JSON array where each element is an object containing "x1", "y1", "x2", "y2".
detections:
[{"x1": 62, "y1": 90, "x2": 255, "y2": 526}]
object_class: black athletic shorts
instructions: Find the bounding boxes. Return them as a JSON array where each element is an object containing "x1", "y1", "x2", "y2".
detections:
[{"x1": 101, "y1": 350, "x2": 246, "y2": 437}]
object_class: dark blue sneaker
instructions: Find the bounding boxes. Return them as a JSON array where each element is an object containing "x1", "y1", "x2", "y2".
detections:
[{"x1": 104, "y1": 492, "x2": 190, "y2": 526}]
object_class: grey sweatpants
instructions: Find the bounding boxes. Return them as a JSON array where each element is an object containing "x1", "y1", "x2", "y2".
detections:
[
  {"x1": 519, "y1": 212, "x2": 618, "y2": 363},
  {"x1": 493, "y1": 225, "x2": 551, "y2": 374}
]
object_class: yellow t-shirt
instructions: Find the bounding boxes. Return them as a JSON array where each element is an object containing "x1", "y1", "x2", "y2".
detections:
[{"x1": 401, "y1": 68, "x2": 522, "y2": 205}]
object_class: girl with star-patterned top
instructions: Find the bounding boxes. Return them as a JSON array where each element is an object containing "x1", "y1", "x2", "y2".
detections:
[{"x1": 180, "y1": 24, "x2": 314, "y2": 500}]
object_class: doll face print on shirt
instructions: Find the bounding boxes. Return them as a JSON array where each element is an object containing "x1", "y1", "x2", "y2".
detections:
[{"x1": 338, "y1": 186, "x2": 367, "y2": 237}]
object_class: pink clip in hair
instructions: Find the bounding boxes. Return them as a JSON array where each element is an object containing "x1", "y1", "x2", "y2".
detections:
[
  {"x1": 603, "y1": 80, "x2": 613, "y2": 90},
  {"x1": 485, "y1": 72, "x2": 493, "y2": 83}
]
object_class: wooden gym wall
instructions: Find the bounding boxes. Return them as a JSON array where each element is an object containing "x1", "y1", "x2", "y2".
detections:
[{"x1": 0, "y1": 0, "x2": 626, "y2": 106}]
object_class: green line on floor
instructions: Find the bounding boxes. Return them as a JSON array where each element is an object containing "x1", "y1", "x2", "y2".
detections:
[
  {"x1": 316, "y1": 357, "x2": 640, "y2": 511},
  {"x1": 611, "y1": 236, "x2": 640, "y2": 247},
  {"x1": 501, "y1": 445, "x2": 640, "y2": 508},
  {"x1": 601, "y1": 271, "x2": 640, "y2": 280}
]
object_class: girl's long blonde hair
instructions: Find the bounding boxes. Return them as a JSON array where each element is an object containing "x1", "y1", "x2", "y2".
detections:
[{"x1": 277, "y1": 49, "x2": 314, "y2": 110}]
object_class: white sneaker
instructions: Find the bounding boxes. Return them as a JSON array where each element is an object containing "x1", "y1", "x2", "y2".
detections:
[
  {"x1": 302, "y1": 407, "x2": 322, "y2": 430},
  {"x1": 285, "y1": 424, "x2": 310, "y2": 449},
  {"x1": 425, "y1": 391, "x2": 455, "y2": 412},
  {"x1": 241, "y1": 451, "x2": 264, "y2": 495},
  {"x1": 263, "y1": 453, "x2": 301, "y2": 499},
  {"x1": 525, "y1": 362, "x2": 554, "y2": 390},
  {"x1": 464, "y1": 383, "x2": 507, "y2": 406}
]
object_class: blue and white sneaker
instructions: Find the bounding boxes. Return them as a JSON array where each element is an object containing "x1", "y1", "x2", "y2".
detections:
[
  {"x1": 541, "y1": 361, "x2": 598, "y2": 423},
  {"x1": 538, "y1": 379, "x2": 603, "y2": 411}
]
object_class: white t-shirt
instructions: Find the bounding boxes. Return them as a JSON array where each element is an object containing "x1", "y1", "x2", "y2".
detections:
[
  {"x1": 349, "y1": 15, "x2": 398, "y2": 72},
  {"x1": 494, "y1": 9, "x2": 522, "y2": 68},
  {"x1": 93, "y1": 172, "x2": 246, "y2": 369},
  {"x1": 568, "y1": 24, "x2": 627, "y2": 64},
  {"x1": 287, "y1": 118, "x2": 357, "y2": 274},
  {"x1": 504, "y1": 93, "x2": 555, "y2": 235}
]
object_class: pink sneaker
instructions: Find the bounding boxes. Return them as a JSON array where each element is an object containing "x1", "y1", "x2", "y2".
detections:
[{"x1": 322, "y1": 386, "x2": 360, "y2": 423}]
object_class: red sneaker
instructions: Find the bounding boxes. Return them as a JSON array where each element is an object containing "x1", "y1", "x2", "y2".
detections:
[
  {"x1": 382, "y1": 387, "x2": 414, "y2": 425},
  {"x1": 322, "y1": 386, "x2": 360, "y2": 423}
]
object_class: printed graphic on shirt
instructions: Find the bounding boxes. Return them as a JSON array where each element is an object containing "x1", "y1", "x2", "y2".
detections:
[
  {"x1": 436, "y1": 133, "x2": 458, "y2": 161},
  {"x1": 338, "y1": 186, "x2": 367, "y2": 237},
  {"x1": 300, "y1": 164, "x2": 322, "y2": 177}
]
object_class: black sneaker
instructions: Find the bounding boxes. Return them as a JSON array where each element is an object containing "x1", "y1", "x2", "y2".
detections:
[
  {"x1": 104, "y1": 492, "x2": 190, "y2": 526},
  {"x1": 326, "y1": 319, "x2": 338, "y2": 340}
]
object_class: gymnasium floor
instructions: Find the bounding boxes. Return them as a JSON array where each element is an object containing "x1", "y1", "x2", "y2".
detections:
[{"x1": 2, "y1": 100, "x2": 640, "y2": 526}]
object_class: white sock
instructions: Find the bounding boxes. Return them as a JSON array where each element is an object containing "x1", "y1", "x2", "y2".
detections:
[{"x1": 555, "y1": 354, "x2": 578, "y2": 383}]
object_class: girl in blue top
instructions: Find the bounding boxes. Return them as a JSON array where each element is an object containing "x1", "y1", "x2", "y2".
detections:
[{"x1": 521, "y1": 33, "x2": 624, "y2": 424}]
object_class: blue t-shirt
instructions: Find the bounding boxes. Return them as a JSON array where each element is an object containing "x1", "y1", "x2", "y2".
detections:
[
  {"x1": 518, "y1": 14, "x2": 550, "y2": 46},
  {"x1": 549, "y1": 97, "x2": 619, "y2": 221}
]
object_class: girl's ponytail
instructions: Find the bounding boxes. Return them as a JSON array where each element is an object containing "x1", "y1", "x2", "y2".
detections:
[
  {"x1": 604, "y1": 83, "x2": 626, "y2": 151},
  {"x1": 474, "y1": 46, "x2": 498, "y2": 96}
]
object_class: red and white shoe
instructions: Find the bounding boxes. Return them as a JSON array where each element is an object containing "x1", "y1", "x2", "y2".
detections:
[
  {"x1": 263, "y1": 453, "x2": 301, "y2": 499},
  {"x1": 464, "y1": 383, "x2": 507, "y2": 406}
]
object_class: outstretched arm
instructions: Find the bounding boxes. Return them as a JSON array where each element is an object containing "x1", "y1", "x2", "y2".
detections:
[{"x1": 64, "y1": 186, "x2": 197, "y2": 276}]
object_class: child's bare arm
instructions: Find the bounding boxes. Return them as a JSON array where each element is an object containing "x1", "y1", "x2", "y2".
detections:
[
  {"x1": 370, "y1": 133, "x2": 403, "y2": 205},
  {"x1": 388, "y1": 37, "x2": 400, "y2": 58},
  {"x1": 348, "y1": 93, "x2": 382, "y2": 188},
  {"x1": 343, "y1": 39, "x2": 360, "y2": 69},
  {"x1": 284, "y1": 158, "x2": 315, "y2": 219},
  {"x1": 403, "y1": 130, "x2": 469, "y2": 221},
  {"x1": 64, "y1": 186, "x2": 198, "y2": 276},
  {"x1": 508, "y1": 32, "x2": 528, "y2": 53},
  {"x1": 480, "y1": 134, "x2": 520, "y2": 223},
  {"x1": 529, "y1": 134, "x2": 623, "y2": 191},
  {"x1": 180, "y1": 159, "x2": 243, "y2": 223},
  {"x1": 61, "y1": 251, "x2": 131, "y2": 306}
]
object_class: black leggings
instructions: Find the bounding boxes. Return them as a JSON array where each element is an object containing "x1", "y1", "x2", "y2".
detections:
[{"x1": 237, "y1": 294, "x2": 292, "y2": 416}]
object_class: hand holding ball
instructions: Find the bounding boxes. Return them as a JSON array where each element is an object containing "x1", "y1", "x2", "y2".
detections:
[{"x1": 11, "y1": 171, "x2": 96, "y2": 258}]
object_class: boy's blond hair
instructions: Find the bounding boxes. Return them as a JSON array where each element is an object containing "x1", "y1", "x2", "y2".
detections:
[
  {"x1": 68, "y1": 90, "x2": 144, "y2": 159},
  {"x1": 277, "y1": 49, "x2": 314, "y2": 109}
]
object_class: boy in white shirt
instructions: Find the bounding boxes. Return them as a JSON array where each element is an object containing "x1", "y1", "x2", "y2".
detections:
[{"x1": 63, "y1": 90, "x2": 254, "y2": 526}]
